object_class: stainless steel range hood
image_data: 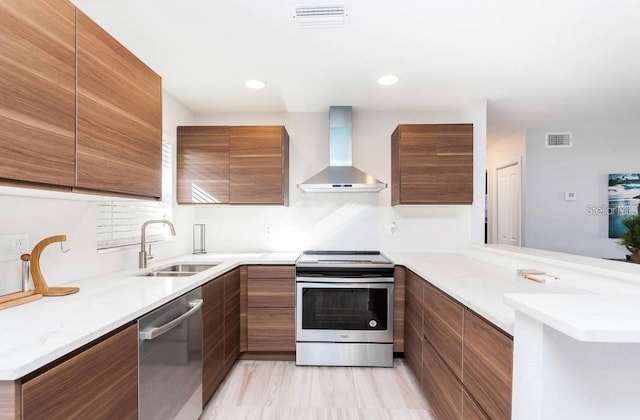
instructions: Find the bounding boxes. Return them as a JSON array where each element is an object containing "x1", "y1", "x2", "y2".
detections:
[{"x1": 298, "y1": 106, "x2": 387, "y2": 193}]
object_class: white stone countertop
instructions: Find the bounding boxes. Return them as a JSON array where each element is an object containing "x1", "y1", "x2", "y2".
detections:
[
  {"x1": 0, "y1": 253, "x2": 298, "y2": 381},
  {"x1": 0, "y1": 251, "x2": 587, "y2": 381},
  {"x1": 387, "y1": 253, "x2": 587, "y2": 336},
  {"x1": 504, "y1": 294, "x2": 640, "y2": 343}
]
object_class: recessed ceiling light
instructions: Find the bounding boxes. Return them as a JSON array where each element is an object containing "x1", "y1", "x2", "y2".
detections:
[
  {"x1": 245, "y1": 79, "x2": 266, "y2": 89},
  {"x1": 377, "y1": 74, "x2": 399, "y2": 86}
]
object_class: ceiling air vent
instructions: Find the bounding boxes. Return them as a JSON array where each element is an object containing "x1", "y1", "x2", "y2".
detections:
[
  {"x1": 292, "y1": 3, "x2": 350, "y2": 28},
  {"x1": 545, "y1": 132, "x2": 572, "y2": 148}
]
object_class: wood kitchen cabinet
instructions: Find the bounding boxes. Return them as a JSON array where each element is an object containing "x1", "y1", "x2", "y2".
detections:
[
  {"x1": 230, "y1": 126, "x2": 289, "y2": 205},
  {"x1": 401, "y1": 269, "x2": 513, "y2": 420},
  {"x1": 246, "y1": 265, "x2": 296, "y2": 352},
  {"x1": 391, "y1": 124, "x2": 473, "y2": 205},
  {"x1": 0, "y1": 1, "x2": 163, "y2": 199},
  {"x1": 177, "y1": 126, "x2": 230, "y2": 204},
  {"x1": 202, "y1": 275, "x2": 225, "y2": 403},
  {"x1": 202, "y1": 268, "x2": 241, "y2": 404},
  {"x1": 0, "y1": 0, "x2": 76, "y2": 188},
  {"x1": 224, "y1": 269, "x2": 241, "y2": 374},
  {"x1": 463, "y1": 310, "x2": 513, "y2": 420},
  {"x1": 21, "y1": 324, "x2": 138, "y2": 420},
  {"x1": 404, "y1": 270, "x2": 424, "y2": 384},
  {"x1": 76, "y1": 10, "x2": 162, "y2": 198},
  {"x1": 177, "y1": 126, "x2": 289, "y2": 205},
  {"x1": 423, "y1": 281, "x2": 464, "y2": 380},
  {"x1": 422, "y1": 338, "x2": 463, "y2": 420},
  {"x1": 393, "y1": 267, "x2": 406, "y2": 352}
]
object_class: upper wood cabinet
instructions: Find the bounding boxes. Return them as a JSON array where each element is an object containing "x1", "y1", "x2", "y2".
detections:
[
  {"x1": 177, "y1": 126, "x2": 289, "y2": 205},
  {"x1": 177, "y1": 126, "x2": 230, "y2": 204},
  {"x1": 0, "y1": 1, "x2": 162, "y2": 199},
  {"x1": 21, "y1": 324, "x2": 138, "y2": 420},
  {"x1": 391, "y1": 124, "x2": 473, "y2": 205},
  {"x1": 76, "y1": 10, "x2": 162, "y2": 198},
  {"x1": 230, "y1": 126, "x2": 289, "y2": 205},
  {"x1": 0, "y1": 0, "x2": 76, "y2": 187}
]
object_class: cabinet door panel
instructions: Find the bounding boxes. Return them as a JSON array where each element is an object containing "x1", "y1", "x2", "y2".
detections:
[
  {"x1": 177, "y1": 126, "x2": 230, "y2": 204},
  {"x1": 22, "y1": 325, "x2": 138, "y2": 420},
  {"x1": 247, "y1": 307, "x2": 295, "y2": 352},
  {"x1": 404, "y1": 271, "x2": 424, "y2": 381},
  {"x1": 76, "y1": 11, "x2": 161, "y2": 198},
  {"x1": 224, "y1": 269, "x2": 241, "y2": 374},
  {"x1": 247, "y1": 265, "x2": 295, "y2": 279},
  {"x1": 393, "y1": 267, "x2": 406, "y2": 352},
  {"x1": 230, "y1": 126, "x2": 287, "y2": 204},
  {"x1": 463, "y1": 310, "x2": 513, "y2": 420},
  {"x1": 422, "y1": 338, "x2": 463, "y2": 420},
  {"x1": 463, "y1": 391, "x2": 488, "y2": 420},
  {"x1": 202, "y1": 277, "x2": 224, "y2": 403},
  {"x1": 423, "y1": 282, "x2": 464, "y2": 380},
  {"x1": 0, "y1": 0, "x2": 76, "y2": 187},
  {"x1": 248, "y1": 278, "x2": 295, "y2": 308}
]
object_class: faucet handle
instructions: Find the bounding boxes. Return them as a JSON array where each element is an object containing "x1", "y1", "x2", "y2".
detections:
[{"x1": 147, "y1": 244, "x2": 154, "y2": 261}]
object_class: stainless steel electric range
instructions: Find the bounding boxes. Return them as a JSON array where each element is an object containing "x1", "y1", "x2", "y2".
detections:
[{"x1": 295, "y1": 251, "x2": 395, "y2": 367}]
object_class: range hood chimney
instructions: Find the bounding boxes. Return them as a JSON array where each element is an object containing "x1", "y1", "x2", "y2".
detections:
[{"x1": 298, "y1": 106, "x2": 387, "y2": 193}]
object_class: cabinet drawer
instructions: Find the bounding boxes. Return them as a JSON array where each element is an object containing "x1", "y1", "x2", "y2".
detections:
[
  {"x1": 463, "y1": 310, "x2": 513, "y2": 420},
  {"x1": 247, "y1": 265, "x2": 295, "y2": 279},
  {"x1": 247, "y1": 307, "x2": 295, "y2": 352},
  {"x1": 423, "y1": 281, "x2": 464, "y2": 380},
  {"x1": 248, "y1": 278, "x2": 295, "y2": 308},
  {"x1": 22, "y1": 325, "x2": 138, "y2": 420},
  {"x1": 422, "y1": 338, "x2": 463, "y2": 420}
]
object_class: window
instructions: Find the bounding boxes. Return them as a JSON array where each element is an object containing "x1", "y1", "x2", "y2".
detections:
[{"x1": 96, "y1": 141, "x2": 173, "y2": 250}]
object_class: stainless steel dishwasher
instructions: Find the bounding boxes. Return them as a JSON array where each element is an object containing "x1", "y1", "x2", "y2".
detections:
[{"x1": 138, "y1": 288, "x2": 203, "y2": 420}]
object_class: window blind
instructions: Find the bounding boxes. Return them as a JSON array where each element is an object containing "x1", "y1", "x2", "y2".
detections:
[{"x1": 97, "y1": 142, "x2": 173, "y2": 250}]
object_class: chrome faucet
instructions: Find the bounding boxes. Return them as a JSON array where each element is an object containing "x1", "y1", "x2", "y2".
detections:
[{"x1": 139, "y1": 219, "x2": 177, "y2": 268}]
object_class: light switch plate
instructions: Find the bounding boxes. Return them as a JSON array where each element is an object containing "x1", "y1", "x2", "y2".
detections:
[{"x1": 564, "y1": 191, "x2": 577, "y2": 201}]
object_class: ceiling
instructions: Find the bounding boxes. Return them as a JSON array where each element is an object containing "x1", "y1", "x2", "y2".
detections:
[{"x1": 71, "y1": 0, "x2": 640, "y2": 140}]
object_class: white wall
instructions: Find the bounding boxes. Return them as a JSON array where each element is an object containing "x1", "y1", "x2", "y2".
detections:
[
  {"x1": 192, "y1": 108, "x2": 482, "y2": 253},
  {"x1": 0, "y1": 91, "x2": 195, "y2": 294},
  {"x1": 525, "y1": 123, "x2": 640, "y2": 258},
  {"x1": 486, "y1": 130, "x2": 526, "y2": 244}
]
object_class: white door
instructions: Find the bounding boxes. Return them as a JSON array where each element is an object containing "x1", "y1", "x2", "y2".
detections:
[{"x1": 496, "y1": 163, "x2": 521, "y2": 246}]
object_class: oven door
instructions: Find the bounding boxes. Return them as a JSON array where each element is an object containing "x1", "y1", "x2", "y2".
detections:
[{"x1": 296, "y1": 281, "x2": 394, "y2": 343}]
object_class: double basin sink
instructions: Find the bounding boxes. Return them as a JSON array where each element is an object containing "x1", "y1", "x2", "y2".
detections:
[{"x1": 137, "y1": 263, "x2": 218, "y2": 277}]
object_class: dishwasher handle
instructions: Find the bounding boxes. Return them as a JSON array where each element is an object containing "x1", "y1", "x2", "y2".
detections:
[{"x1": 139, "y1": 299, "x2": 203, "y2": 340}]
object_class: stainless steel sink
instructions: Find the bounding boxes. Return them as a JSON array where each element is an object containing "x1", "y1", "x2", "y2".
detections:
[
  {"x1": 158, "y1": 264, "x2": 217, "y2": 273},
  {"x1": 139, "y1": 271, "x2": 196, "y2": 277},
  {"x1": 136, "y1": 263, "x2": 218, "y2": 277}
]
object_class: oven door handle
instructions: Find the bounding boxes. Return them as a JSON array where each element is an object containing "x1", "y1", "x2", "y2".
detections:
[
  {"x1": 296, "y1": 276, "x2": 394, "y2": 283},
  {"x1": 139, "y1": 299, "x2": 203, "y2": 340}
]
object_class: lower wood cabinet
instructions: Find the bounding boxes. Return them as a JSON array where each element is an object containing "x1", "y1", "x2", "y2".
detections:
[
  {"x1": 246, "y1": 265, "x2": 296, "y2": 353},
  {"x1": 403, "y1": 269, "x2": 513, "y2": 420},
  {"x1": 393, "y1": 267, "x2": 406, "y2": 352},
  {"x1": 463, "y1": 310, "x2": 513, "y2": 420},
  {"x1": 21, "y1": 324, "x2": 138, "y2": 420},
  {"x1": 224, "y1": 269, "x2": 241, "y2": 373},
  {"x1": 422, "y1": 338, "x2": 463, "y2": 420},
  {"x1": 405, "y1": 270, "x2": 424, "y2": 381},
  {"x1": 463, "y1": 391, "x2": 488, "y2": 420},
  {"x1": 202, "y1": 275, "x2": 225, "y2": 403},
  {"x1": 203, "y1": 268, "x2": 242, "y2": 404}
]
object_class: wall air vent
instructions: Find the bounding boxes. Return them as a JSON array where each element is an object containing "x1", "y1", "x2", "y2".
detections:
[
  {"x1": 292, "y1": 3, "x2": 350, "y2": 28},
  {"x1": 545, "y1": 132, "x2": 573, "y2": 148}
]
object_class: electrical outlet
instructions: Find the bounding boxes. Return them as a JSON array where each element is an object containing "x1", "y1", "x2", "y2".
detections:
[
  {"x1": 389, "y1": 221, "x2": 397, "y2": 236},
  {"x1": 0, "y1": 233, "x2": 29, "y2": 262},
  {"x1": 264, "y1": 225, "x2": 272, "y2": 236}
]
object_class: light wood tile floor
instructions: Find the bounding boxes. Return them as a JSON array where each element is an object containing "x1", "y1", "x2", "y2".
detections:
[{"x1": 201, "y1": 359, "x2": 434, "y2": 420}]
